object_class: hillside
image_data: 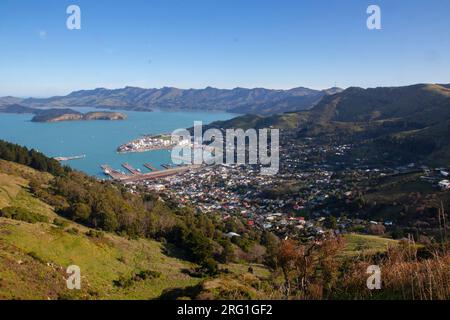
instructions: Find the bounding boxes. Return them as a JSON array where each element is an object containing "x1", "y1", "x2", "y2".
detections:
[
  {"x1": 0, "y1": 86, "x2": 341, "y2": 115},
  {"x1": 0, "y1": 160, "x2": 200, "y2": 299},
  {"x1": 0, "y1": 141, "x2": 276, "y2": 300},
  {"x1": 0, "y1": 159, "x2": 272, "y2": 299},
  {"x1": 210, "y1": 84, "x2": 450, "y2": 165},
  {"x1": 31, "y1": 109, "x2": 127, "y2": 122},
  {"x1": 0, "y1": 150, "x2": 447, "y2": 300}
]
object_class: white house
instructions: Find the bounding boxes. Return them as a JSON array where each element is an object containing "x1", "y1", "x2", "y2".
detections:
[{"x1": 438, "y1": 180, "x2": 450, "y2": 190}]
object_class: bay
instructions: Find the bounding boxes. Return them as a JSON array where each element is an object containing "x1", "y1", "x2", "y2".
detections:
[{"x1": 0, "y1": 108, "x2": 237, "y2": 177}]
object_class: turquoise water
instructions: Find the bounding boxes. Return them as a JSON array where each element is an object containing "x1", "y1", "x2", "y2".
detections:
[{"x1": 0, "y1": 108, "x2": 236, "y2": 177}]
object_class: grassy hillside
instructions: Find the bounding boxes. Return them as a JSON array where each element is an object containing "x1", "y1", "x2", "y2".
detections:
[
  {"x1": 0, "y1": 160, "x2": 202, "y2": 299},
  {"x1": 0, "y1": 159, "x2": 275, "y2": 300},
  {"x1": 341, "y1": 234, "x2": 399, "y2": 258}
]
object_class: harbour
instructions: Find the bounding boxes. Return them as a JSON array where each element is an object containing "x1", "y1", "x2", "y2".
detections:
[
  {"x1": 0, "y1": 109, "x2": 237, "y2": 177},
  {"x1": 144, "y1": 163, "x2": 159, "y2": 172},
  {"x1": 101, "y1": 162, "x2": 199, "y2": 182}
]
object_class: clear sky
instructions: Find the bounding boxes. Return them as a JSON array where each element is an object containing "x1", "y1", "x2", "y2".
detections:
[{"x1": 0, "y1": 0, "x2": 449, "y2": 97}]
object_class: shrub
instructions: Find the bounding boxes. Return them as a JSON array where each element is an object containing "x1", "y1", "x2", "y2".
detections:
[
  {"x1": 367, "y1": 224, "x2": 386, "y2": 236},
  {"x1": 85, "y1": 229, "x2": 105, "y2": 238},
  {"x1": 0, "y1": 206, "x2": 49, "y2": 224},
  {"x1": 66, "y1": 227, "x2": 80, "y2": 235},
  {"x1": 27, "y1": 251, "x2": 46, "y2": 264},
  {"x1": 113, "y1": 270, "x2": 161, "y2": 288},
  {"x1": 53, "y1": 218, "x2": 69, "y2": 228},
  {"x1": 200, "y1": 258, "x2": 219, "y2": 276}
]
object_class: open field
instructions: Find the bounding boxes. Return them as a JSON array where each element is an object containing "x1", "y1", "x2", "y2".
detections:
[{"x1": 341, "y1": 233, "x2": 400, "y2": 257}]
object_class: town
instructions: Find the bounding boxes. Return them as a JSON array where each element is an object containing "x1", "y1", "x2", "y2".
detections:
[
  {"x1": 118, "y1": 130, "x2": 450, "y2": 241},
  {"x1": 117, "y1": 134, "x2": 179, "y2": 153}
]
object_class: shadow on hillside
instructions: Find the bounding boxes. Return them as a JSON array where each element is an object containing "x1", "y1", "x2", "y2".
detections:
[
  {"x1": 161, "y1": 242, "x2": 191, "y2": 261},
  {"x1": 158, "y1": 284, "x2": 203, "y2": 300}
]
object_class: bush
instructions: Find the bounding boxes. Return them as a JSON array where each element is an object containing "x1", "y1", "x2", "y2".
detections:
[
  {"x1": 66, "y1": 227, "x2": 80, "y2": 235},
  {"x1": 367, "y1": 224, "x2": 386, "y2": 236},
  {"x1": 113, "y1": 270, "x2": 161, "y2": 288},
  {"x1": 27, "y1": 251, "x2": 46, "y2": 264},
  {"x1": 200, "y1": 258, "x2": 219, "y2": 276},
  {"x1": 85, "y1": 230, "x2": 105, "y2": 239},
  {"x1": 53, "y1": 218, "x2": 69, "y2": 228},
  {"x1": 0, "y1": 206, "x2": 49, "y2": 224}
]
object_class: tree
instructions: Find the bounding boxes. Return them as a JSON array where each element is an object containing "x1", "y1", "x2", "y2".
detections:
[
  {"x1": 367, "y1": 224, "x2": 386, "y2": 236},
  {"x1": 261, "y1": 231, "x2": 279, "y2": 268},
  {"x1": 324, "y1": 216, "x2": 337, "y2": 230},
  {"x1": 71, "y1": 202, "x2": 91, "y2": 222},
  {"x1": 219, "y1": 238, "x2": 235, "y2": 263}
]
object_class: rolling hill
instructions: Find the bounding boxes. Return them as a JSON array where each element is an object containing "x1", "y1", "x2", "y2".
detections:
[{"x1": 208, "y1": 83, "x2": 450, "y2": 165}]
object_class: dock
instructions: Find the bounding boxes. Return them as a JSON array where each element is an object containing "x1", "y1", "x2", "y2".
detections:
[
  {"x1": 122, "y1": 163, "x2": 141, "y2": 175},
  {"x1": 101, "y1": 165, "x2": 128, "y2": 180},
  {"x1": 120, "y1": 165, "x2": 200, "y2": 183},
  {"x1": 101, "y1": 163, "x2": 200, "y2": 183},
  {"x1": 54, "y1": 154, "x2": 86, "y2": 162},
  {"x1": 144, "y1": 163, "x2": 159, "y2": 172}
]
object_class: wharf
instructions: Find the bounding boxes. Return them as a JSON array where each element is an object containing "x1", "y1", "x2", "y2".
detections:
[
  {"x1": 144, "y1": 163, "x2": 159, "y2": 172},
  {"x1": 101, "y1": 165, "x2": 129, "y2": 180},
  {"x1": 122, "y1": 163, "x2": 141, "y2": 175}
]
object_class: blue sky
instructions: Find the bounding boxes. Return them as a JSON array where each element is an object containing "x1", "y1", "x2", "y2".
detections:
[{"x1": 0, "y1": 0, "x2": 449, "y2": 97}]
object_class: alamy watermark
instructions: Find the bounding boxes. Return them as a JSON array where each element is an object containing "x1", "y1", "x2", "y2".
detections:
[
  {"x1": 171, "y1": 122, "x2": 279, "y2": 176},
  {"x1": 66, "y1": 5, "x2": 81, "y2": 30},
  {"x1": 66, "y1": 265, "x2": 81, "y2": 290},
  {"x1": 367, "y1": 5, "x2": 382, "y2": 30},
  {"x1": 64, "y1": 5, "x2": 379, "y2": 32},
  {"x1": 366, "y1": 265, "x2": 381, "y2": 290}
]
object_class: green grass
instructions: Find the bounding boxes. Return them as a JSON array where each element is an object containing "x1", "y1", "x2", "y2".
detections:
[
  {"x1": 0, "y1": 172, "x2": 26, "y2": 209},
  {"x1": 0, "y1": 160, "x2": 202, "y2": 300},
  {"x1": 341, "y1": 233, "x2": 399, "y2": 258},
  {"x1": 0, "y1": 219, "x2": 201, "y2": 300}
]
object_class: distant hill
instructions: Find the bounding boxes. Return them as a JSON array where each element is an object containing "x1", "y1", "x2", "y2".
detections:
[
  {"x1": 0, "y1": 96, "x2": 23, "y2": 107},
  {"x1": 31, "y1": 109, "x2": 127, "y2": 122},
  {"x1": 0, "y1": 105, "x2": 127, "y2": 122},
  {"x1": 0, "y1": 104, "x2": 36, "y2": 114},
  {"x1": 229, "y1": 87, "x2": 343, "y2": 115},
  {"x1": 209, "y1": 84, "x2": 450, "y2": 165},
  {"x1": 0, "y1": 86, "x2": 342, "y2": 115}
]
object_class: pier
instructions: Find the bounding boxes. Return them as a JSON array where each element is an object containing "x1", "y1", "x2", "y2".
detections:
[
  {"x1": 144, "y1": 163, "x2": 159, "y2": 172},
  {"x1": 122, "y1": 163, "x2": 141, "y2": 175},
  {"x1": 120, "y1": 165, "x2": 200, "y2": 183},
  {"x1": 54, "y1": 154, "x2": 86, "y2": 162},
  {"x1": 100, "y1": 164, "x2": 200, "y2": 183},
  {"x1": 101, "y1": 165, "x2": 129, "y2": 180}
]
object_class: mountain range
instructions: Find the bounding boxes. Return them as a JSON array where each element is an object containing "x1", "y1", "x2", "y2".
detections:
[{"x1": 0, "y1": 86, "x2": 342, "y2": 115}]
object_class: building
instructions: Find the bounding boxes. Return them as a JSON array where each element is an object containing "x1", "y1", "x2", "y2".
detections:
[{"x1": 438, "y1": 180, "x2": 450, "y2": 190}]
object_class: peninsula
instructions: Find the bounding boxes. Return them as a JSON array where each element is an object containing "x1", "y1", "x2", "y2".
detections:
[
  {"x1": 31, "y1": 109, "x2": 127, "y2": 122},
  {"x1": 0, "y1": 104, "x2": 127, "y2": 122}
]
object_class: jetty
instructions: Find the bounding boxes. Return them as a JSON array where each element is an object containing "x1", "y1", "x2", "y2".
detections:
[
  {"x1": 54, "y1": 155, "x2": 86, "y2": 162},
  {"x1": 101, "y1": 165, "x2": 128, "y2": 180},
  {"x1": 144, "y1": 163, "x2": 159, "y2": 172},
  {"x1": 120, "y1": 165, "x2": 200, "y2": 183},
  {"x1": 122, "y1": 163, "x2": 141, "y2": 175},
  {"x1": 100, "y1": 163, "x2": 200, "y2": 183}
]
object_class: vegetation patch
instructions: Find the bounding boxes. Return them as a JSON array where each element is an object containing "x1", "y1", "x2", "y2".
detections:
[{"x1": 0, "y1": 206, "x2": 49, "y2": 224}]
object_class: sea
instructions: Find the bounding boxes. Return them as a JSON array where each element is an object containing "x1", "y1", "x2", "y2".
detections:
[{"x1": 0, "y1": 107, "x2": 237, "y2": 177}]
